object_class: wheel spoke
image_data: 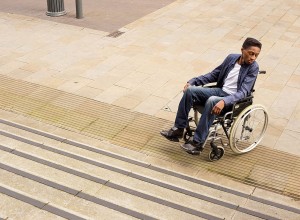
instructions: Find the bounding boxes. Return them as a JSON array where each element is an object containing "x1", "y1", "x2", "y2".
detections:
[{"x1": 229, "y1": 105, "x2": 268, "y2": 154}]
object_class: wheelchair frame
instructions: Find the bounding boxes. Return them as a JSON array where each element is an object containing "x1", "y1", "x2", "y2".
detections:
[{"x1": 184, "y1": 71, "x2": 268, "y2": 161}]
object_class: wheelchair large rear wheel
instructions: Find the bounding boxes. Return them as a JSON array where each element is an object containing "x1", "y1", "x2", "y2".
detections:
[{"x1": 229, "y1": 104, "x2": 268, "y2": 154}]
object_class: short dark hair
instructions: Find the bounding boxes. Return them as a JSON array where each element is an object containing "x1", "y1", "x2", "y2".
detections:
[{"x1": 242, "y1": 37, "x2": 262, "y2": 49}]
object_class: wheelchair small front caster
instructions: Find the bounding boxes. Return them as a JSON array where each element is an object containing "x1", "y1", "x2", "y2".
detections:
[
  {"x1": 208, "y1": 146, "x2": 224, "y2": 161},
  {"x1": 183, "y1": 129, "x2": 195, "y2": 142}
]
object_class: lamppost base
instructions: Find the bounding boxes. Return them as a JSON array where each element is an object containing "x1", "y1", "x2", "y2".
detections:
[{"x1": 46, "y1": 11, "x2": 67, "y2": 17}]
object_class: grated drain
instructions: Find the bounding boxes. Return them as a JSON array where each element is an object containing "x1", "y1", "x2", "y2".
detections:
[{"x1": 107, "y1": 30, "x2": 125, "y2": 38}]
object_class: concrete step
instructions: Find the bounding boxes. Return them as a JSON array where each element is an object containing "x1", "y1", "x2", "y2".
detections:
[
  {"x1": 0, "y1": 193, "x2": 65, "y2": 220},
  {"x1": 0, "y1": 184, "x2": 88, "y2": 220},
  {"x1": 0, "y1": 169, "x2": 143, "y2": 220},
  {"x1": 0, "y1": 111, "x2": 300, "y2": 219}
]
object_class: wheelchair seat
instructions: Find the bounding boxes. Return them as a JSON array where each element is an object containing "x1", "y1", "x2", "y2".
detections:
[{"x1": 193, "y1": 95, "x2": 253, "y2": 120}]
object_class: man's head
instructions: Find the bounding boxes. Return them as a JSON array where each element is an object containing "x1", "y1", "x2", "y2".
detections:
[{"x1": 241, "y1": 37, "x2": 262, "y2": 65}]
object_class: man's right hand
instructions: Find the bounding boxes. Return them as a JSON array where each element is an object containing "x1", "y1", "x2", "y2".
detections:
[{"x1": 183, "y1": 83, "x2": 190, "y2": 92}]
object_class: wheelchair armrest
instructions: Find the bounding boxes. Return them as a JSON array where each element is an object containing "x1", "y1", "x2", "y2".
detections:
[
  {"x1": 202, "y1": 82, "x2": 217, "y2": 88},
  {"x1": 234, "y1": 95, "x2": 253, "y2": 104}
]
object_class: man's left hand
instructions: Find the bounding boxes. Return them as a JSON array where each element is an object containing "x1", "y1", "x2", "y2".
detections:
[{"x1": 211, "y1": 100, "x2": 225, "y2": 115}]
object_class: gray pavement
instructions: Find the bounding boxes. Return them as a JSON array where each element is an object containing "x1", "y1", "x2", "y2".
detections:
[{"x1": 1, "y1": 0, "x2": 175, "y2": 32}]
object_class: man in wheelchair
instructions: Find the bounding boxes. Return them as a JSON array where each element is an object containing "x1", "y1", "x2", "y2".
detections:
[{"x1": 161, "y1": 37, "x2": 262, "y2": 155}]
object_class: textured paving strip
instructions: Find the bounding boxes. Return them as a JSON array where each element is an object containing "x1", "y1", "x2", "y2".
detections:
[{"x1": 0, "y1": 74, "x2": 300, "y2": 199}]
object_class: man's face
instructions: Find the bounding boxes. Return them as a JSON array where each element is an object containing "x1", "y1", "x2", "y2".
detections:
[{"x1": 241, "y1": 46, "x2": 261, "y2": 64}]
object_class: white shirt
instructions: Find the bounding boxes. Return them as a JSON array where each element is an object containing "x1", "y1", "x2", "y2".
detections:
[{"x1": 222, "y1": 63, "x2": 241, "y2": 95}]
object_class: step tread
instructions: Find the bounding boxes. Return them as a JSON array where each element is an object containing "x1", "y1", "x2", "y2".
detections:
[
  {"x1": 0, "y1": 184, "x2": 89, "y2": 220},
  {"x1": 0, "y1": 193, "x2": 65, "y2": 220}
]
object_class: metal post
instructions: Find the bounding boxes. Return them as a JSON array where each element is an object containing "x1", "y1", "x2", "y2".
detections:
[{"x1": 75, "y1": 0, "x2": 83, "y2": 19}]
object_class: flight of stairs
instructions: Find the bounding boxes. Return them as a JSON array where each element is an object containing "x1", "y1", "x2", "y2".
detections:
[{"x1": 0, "y1": 111, "x2": 299, "y2": 220}]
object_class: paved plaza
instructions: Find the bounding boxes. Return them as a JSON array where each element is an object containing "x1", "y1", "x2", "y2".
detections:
[
  {"x1": 1, "y1": 0, "x2": 300, "y2": 154},
  {"x1": 0, "y1": 0, "x2": 300, "y2": 219}
]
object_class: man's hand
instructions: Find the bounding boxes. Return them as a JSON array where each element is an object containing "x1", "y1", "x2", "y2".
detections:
[
  {"x1": 183, "y1": 83, "x2": 190, "y2": 92},
  {"x1": 211, "y1": 100, "x2": 225, "y2": 115}
]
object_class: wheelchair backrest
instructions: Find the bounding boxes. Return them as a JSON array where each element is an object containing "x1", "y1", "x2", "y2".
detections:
[{"x1": 231, "y1": 70, "x2": 265, "y2": 117}]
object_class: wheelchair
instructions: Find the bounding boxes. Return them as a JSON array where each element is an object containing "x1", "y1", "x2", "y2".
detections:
[{"x1": 183, "y1": 71, "x2": 268, "y2": 161}]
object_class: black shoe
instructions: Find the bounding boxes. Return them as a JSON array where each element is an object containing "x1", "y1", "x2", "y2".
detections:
[
  {"x1": 160, "y1": 127, "x2": 184, "y2": 142},
  {"x1": 181, "y1": 140, "x2": 203, "y2": 155}
]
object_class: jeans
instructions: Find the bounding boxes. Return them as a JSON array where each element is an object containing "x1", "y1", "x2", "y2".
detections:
[{"x1": 175, "y1": 86, "x2": 229, "y2": 143}]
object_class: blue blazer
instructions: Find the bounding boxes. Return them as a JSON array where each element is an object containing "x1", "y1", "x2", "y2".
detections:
[{"x1": 188, "y1": 54, "x2": 259, "y2": 106}]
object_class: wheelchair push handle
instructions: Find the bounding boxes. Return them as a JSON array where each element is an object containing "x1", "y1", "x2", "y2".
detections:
[{"x1": 251, "y1": 70, "x2": 266, "y2": 93}]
